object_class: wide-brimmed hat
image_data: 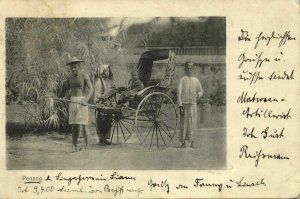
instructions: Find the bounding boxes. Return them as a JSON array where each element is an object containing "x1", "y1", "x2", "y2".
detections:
[{"x1": 66, "y1": 57, "x2": 84, "y2": 65}]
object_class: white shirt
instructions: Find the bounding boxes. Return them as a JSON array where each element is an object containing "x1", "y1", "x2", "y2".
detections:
[{"x1": 177, "y1": 76, "x2": 203, "y2": 106}]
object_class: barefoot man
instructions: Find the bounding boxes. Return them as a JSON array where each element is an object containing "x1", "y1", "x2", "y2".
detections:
[
  {"x1": 178, "y1": 61, "x2": 203, "y2": 148},
  {"x1": 65, "y1": 57, "x2": 93, "y2": 152}
]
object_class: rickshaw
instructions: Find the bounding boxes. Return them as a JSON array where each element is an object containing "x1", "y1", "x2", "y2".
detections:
[{"x1": 95, "y1": 49, "x2": 178, "y2": 149}]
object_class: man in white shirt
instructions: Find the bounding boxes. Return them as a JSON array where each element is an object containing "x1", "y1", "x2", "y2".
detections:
[{"x1": 177, "y1": 61, "x2": 204, "y2": 148}]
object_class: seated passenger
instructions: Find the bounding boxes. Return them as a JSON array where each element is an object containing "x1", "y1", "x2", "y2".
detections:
[
  {"x1": 118, "y1": 71, "x2": 144, "y2": 105},
  {"x1": 128, "y1": 71, "x2": 144, "y2": 93}
]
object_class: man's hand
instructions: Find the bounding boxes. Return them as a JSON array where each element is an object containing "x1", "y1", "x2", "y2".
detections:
[
  {"x1": 179, "y1": 106, "x2": 184, "y2": 115},
  {"x1": 96, "y1": 96, "x2": 106, "y2": 104},
  {"x1": 82, "y1": 97, "x2": 89, "y2": 105},
  {"x1": 197, "y1": 92, "x2": 203, "y2": 99}
]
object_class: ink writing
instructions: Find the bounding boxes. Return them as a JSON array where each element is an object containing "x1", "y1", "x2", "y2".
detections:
[
  {"x1": 239, "y1": 145, "x2": 290, "y2": 167},
  {"x1": 242, "y1": 107, "x2": 291, "y2": 120}
]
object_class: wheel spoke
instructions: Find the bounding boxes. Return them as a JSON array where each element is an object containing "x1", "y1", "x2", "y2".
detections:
[
  {"x1": 157, "y1": 96, "x2": 165, "y2": 116},
  {"x1": 109, "y1": 120, "x2": 116, "y2": 131},
  {"x1": 110, "y1": 120, "x2": 117, "y2": 142},
  {"x1": 155, "y1": 125, "x2": 159, "y2": 149},
  {"x1": 119, "y1": 121, "x2": 132, "y2": 136},
  {"x1": 143, "y1": 124, "x2": 154, "y2": 143},
  {"x1": 160, "y1": 110, "x2": 169, "y2": 117},
  {"x1": 148, "y1": 98, "x2": 157, "y2": 116},
  {"x1": 138, "y1": 98, "x2": 148, "y2": 111},
  {"x1": 111, "y1": 119, "x2": 116, "y2": 125},
  {"x1": 148, "y1": 97, "x2": 155, "y2": 110},
  {"x1": 157, "y1": 125, "x2": 166, "y2": 146},
  {"x1": 157, "y1": 122, "x2": 172, "y2": 139},
  {"x1": 138, "y1": 100, "x2": 156, "y2": 119},
  {"x1": 135, "y1": 125, "x2": 141, "y2": 138},
  {"x1": 144, "y1": 113, "x2": 155, "y2": 121},
  {"x1": 122, "y1": 119, "x2": 135, "y2": 125},
  {"x1": 160, "y1": 123, "x2": 174, "y2": 139},
  {"x1": 150, "y1": 124, "x2": 155, "y2": 148},
  {"x1": 139, "y1": 98, "x2": 150, "y2": 111},
  {"x1": 119, "y1": 121, "x2": 126, "y2": 140},
  {"x1": 160, "y1": 100, "x2": 170, "y2": 115},
  {"x1": 116, "y1": 122, "x2": 119, "y2": 143},
  {"x1": 136, "y1": 92, "x2": 178, "y2": 148},
  {"x1": 160, "y1": 120, "x2": 175, "y2": 130}
]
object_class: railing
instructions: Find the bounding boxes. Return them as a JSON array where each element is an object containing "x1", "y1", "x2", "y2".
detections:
[{"x1": 139, "y1": 46, "x2": 226, "y2": 56}]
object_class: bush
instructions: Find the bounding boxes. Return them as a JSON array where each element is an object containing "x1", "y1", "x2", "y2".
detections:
[
  {"x1": 210, "y1": 84, "x2": 226, "y2": 106},
  {"x1": 6, "y1": 18, "x2": 151, "y2": 133}
]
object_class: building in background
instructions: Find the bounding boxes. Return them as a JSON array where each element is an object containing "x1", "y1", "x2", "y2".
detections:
[{"x1": 122, "y1": 17, "x2": 226, "y2": 105}]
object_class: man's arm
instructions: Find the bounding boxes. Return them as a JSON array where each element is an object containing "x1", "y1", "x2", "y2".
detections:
[
  {"x1": 84, "y1": 73, "x2": 94, "y2": 102},
  {"x1": 177, "y1": 78, "x2": 184, "y2": 115},
  {"x1": 177, "y1": 78, "x2": 183, "y2": 107},
  {"x1": 130, "y1": 80, "x2": 144, "y2": 92},
  {"x1": 62, "y1": 78, "x2": 71, "y2": 99},
  {"x1": 136, "y1": 80, "x2": 144, "y2": 91},
  {"x1": 197, "y1": 79, "x2": 204, "y2": 98}
]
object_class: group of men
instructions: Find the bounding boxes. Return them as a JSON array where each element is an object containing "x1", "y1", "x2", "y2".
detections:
[{"x1": 64, "y1": 57, "x2": 203, "y2": 152}]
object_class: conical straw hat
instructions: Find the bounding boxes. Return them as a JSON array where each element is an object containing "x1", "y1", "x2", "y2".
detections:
[{"x1": 66, "y1": 57, "x2": 84, "y2": 65}]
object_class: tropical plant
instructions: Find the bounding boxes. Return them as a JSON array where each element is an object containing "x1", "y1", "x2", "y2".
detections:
[{"x1": 6, "y1": 18, "x2": 156, "y2": 132}]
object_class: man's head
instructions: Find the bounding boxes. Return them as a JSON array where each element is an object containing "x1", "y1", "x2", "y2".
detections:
[
  {"x1": 131, "y1": 71, "x2": 139, "y2": 81},
  {"x1": 66, "y1": 57, "x2": 84, "y2": 76},
  {"x1": 95, "y1": 64, "x2": 112, "y2": 80},
  {"x1": 71, "y1": 63, "x2": 81, "y2": 76},
  {"x1": 184, "y1": 61, "x2": 194, "y2": 77},
  {"x1": 101, "y1": 65, "x2": 110, "y2": 79}
]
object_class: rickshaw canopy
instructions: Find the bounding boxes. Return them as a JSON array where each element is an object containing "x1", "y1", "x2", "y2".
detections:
[{"x1": 137, "y1": 49, "x2": 176, "y2": 88}]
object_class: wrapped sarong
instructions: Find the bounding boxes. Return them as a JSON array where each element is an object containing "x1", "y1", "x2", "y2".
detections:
[
  {"x1": 179, "y1": 104, "x2": 197, "y2": 142},
  {"x1": 68, "y1": 96, "x2": 88, "y2": 125}
]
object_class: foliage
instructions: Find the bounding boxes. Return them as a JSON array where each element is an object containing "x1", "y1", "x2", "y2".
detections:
[
  {"x1": 6, "y1": 17, "x2": 226, "y2": 133},
  {"x1": 199, "y1": 68, "x2": 226, "y2": 106},
  {"x1": 130, "y1": 17, "x2": 226, "y2": 47},
  {"x1": 6, "y1": 18, "x2": 149, "y2": 132},
  {"x1": 210, "y1": 84, "x2": 226, "y2": 106}
]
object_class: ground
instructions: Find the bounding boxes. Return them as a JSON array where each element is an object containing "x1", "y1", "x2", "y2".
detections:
[{"x1": 6, "y1": 105, "x2": 226, "y2": 170}]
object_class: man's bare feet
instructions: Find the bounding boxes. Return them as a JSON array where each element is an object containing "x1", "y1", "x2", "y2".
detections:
[
  {"x1": 71, "y1": 146, "x2": 78, "y2": 153},
  {"x1": 181, "y1": 142, "x2": 186, "y2": 148},
  {"x1": 190, "y1": 141, "x2": 195, "y2": 148}
]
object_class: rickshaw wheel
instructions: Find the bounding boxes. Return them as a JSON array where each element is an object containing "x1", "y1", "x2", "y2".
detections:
[
  {"x1": 135, "y1": 92, "x2": 178, "y2": 149},
  {"x1": 96, "y1": 91, "x2": 134, "y2": 144}
]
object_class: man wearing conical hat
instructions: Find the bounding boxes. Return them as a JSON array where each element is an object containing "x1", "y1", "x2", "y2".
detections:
[{"x1": 65, "y1": 56, "x2": 94, "y2": 152}]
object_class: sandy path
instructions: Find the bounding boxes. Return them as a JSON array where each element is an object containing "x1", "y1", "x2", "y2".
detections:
[{"x1": 7, "y1": 128, "x2": 226, "y2": 170}]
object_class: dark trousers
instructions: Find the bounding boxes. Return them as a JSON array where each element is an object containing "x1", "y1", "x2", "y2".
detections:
[{"x1": 96, "y1": 112, "x2": 112, "y2": 142}]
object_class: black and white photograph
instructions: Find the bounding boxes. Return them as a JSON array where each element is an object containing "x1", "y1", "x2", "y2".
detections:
[{"x1": 6, "y1": 17, "x2": 226, "y2": 170}]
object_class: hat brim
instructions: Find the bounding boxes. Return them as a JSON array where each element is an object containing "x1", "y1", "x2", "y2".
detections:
[{"x1": 66, "y1": 60, "x2": 84, "y2": 65}]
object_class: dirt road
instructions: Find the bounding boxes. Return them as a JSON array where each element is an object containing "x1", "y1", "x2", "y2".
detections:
[{"x1": 7, "y1": 127, "x2": 226, "y2": 170}]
